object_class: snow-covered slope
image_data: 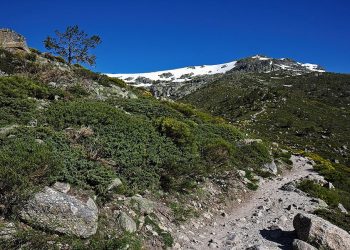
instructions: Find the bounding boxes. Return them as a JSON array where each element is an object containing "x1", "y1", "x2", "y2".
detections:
[
  {"x1": 106, "y1": 55, "x2": 325, "y2": 86},
  {"x1": 107, "y1": 61, "x2": 237, "y2": 85}
]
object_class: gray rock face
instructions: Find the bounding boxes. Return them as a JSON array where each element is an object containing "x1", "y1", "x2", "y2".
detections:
[
  {"x1": 338, "y1": 203, "x2": 348, "y2": 214},
  {"x1": 292, "y1": 239, "x2": 317, "y2": 250},
  {"x1": 293, "y1": 213, "x2": 350, "y2": 250},
  {"x1": 107, "y1": 177, "x2": 123, "y2": 191},
  {"x1": 20, "y1": 187, "x2": 98, "y2": 238},
  {"x1": 117, "y1": 212, "x2": 137, "y2": 233},
  {"x1": 262, "y1": 161, "x2": 278, "y2": 175},
  {"x1": 53, "y1": 182, "x2": 71, "y2": 193},
  {"x1": 0, "y1": 29, "x2": 30, "y2": 52},
  {"x1": 130, "y1": 196, "x2": 154, "y2": 215}
]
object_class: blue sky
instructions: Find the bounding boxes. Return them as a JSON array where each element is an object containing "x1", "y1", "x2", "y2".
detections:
[{"x1": 1, "y1": 0, "x2": 349, "y2": 73}]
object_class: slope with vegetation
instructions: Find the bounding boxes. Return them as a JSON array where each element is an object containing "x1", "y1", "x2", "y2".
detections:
[
  {"x1": 0, "y1": 44, "x2": 278, "y2": 249},
  {"x1": 182, "y1": 71, "x2": 350, "y2": 229}
]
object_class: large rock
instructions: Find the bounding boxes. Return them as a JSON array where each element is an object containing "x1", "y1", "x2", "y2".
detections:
[
  {"x1": 130, "y1": 196, "x2": 154, "y2": 215},
  {"x1": 20, "y1": 186, "x2": 98, "y2": 238},
  {"x1": 292, "y1": 239, "x2": 317, "y2": 250},
  {"x1": 116, "y1": 212, "x2": 137, "y2": 233},
  {"x1": 293, "y1": 213, "x2": 350, "y2": 250},
  {"x1": 262, "y1": 161, "x2": 278, "y2": 175},
  {"x1": 0, "y1": 29, "x2": 30, "y2": 52}
]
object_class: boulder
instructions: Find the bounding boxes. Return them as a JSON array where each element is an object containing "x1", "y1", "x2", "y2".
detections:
[
  {"x1": 292, "y1": 239, "x2": 317, "y2": 250},
  {"x1": 130, "y1": 196, "x2": 154, "y2": 215},
  {"x1": 20, "y1": 187, "x2": 98, "y2": 238},
  {"x1": 107, "y1": 177, "x2": 123, "y2": 191},
  {"x1": 0, "y1": 29, "x2": 30, "y2": 52},
  {"x1": 262, "y1": 161, "x2": 278, "y2": 175},
  {"x1": 293, "y1": 213, "x2": 350, "y2": 250},
  {"x1": 53, "y1": 182, "x2": 71, "y2": 193},
  {"x1": 338, "y1": 203, "x2": 348, "y2": 214},
  {"x1": 116, "y1": 212, "x2": 137, "y2": 233}
]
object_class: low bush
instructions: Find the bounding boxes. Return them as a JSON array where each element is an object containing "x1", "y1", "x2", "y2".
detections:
[
  {"x1": 157, "y1": 117, "x2": 193, "y2": 146},
  {"x1": 314, "y1": 209, "x2": 350, "y2": 232},
  {"x1": 298, "y1": 180, "x2": 340, "y2": 207},
  {"x1": 202, "y1": 138, "x2": 232, "y2": 167},
  {"x1": 0, "y1": 135, "x2": 62, "y2": 215}
]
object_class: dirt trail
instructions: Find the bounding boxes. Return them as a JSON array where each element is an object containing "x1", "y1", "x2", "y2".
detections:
[{"x1": 175, "y1": 155, "x2": 324, "y2": 250}]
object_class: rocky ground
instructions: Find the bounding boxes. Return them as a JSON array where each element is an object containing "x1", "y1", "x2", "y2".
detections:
[{"x1": 174, "y1": 155, "x2": 327, "y2": 250}]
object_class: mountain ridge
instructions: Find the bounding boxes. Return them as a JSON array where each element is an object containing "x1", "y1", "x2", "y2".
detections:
[{"x1": 107, "y1": 55, "x2": 325, "y2": 86}]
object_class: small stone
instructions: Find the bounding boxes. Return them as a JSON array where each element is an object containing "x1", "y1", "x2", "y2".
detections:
[
  {"x1": 52, "y1": 182, "x2": 70, "y2": 193},
  {"x1": 107, "y1": 177, "x2": 123, "y2": 191},
  {"x1": 338, "y1": 203, "x2": 348, "y2": 214},
  {"x1": 35, "y1": 139, "x2": 44, "y2": 144}
]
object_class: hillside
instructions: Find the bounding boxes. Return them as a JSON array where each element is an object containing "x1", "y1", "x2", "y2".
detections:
[
  {"x1": 107, "y1": 55, "x2": 325, "y2": 99},
  {"x1": 1, "y1": 30, "x2": 350, "y2": 250},
  {"x1": 0, "y1": 32, "x2": 283, "y2": 249},
  {"x1": 181, "y1": 71, "x2": 350, "y2": 231}
]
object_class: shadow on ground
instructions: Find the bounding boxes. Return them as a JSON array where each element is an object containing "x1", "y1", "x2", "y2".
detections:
[{"x1": 260, "y1": 228, "x2": 297, "y2": 250}]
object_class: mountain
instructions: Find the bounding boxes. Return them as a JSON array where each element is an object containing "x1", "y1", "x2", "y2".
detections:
[
  {"x1": 1, "y1": 30, "x2": 350, "y2": 250},
  {"x1": 107, "y1": 55, "x2": 325, "y2": 98},
  {"x1": 0, "y1": 31, "x2": 285, "y2": 249},
  {"x1": 110, "y1": 54, "x2": 350, "y2": 238},
  {"x1": 107, "y1": 55, "x2": 324, "y2": 84}
]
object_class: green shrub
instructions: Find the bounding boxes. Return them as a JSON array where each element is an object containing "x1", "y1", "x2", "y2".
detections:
[
  {"x1": 0, "y1": 97, "x2": 37, "y2": 126},
  {"x1": 202, "y1": 138, "x2": 232, "y2": 167},
  {"x1": 0, "y1": 76, "x2": 62, "y2": 99},
  {"x1": 157, "y1": 117, "x2": 193, "y2": 146},
  {"x1": 298, "y1": 180, "x2": 340, "y2": 207},
  {"x1": 0, "y1": 48, "x2": 27, "y2": 74},
  {"x1": 25, "y1": 53, "x2": 37, "y2": 62},
  {"x1": 170, "y1": 202, "x2": 198, "y2": 223},
  {"x1": 0, "y1": 136, "x2": 62, "y2": 215},
  {"x1": 314, "y1": 209, "x2": 350, "y2": 232},
  {"x1": 234, "y1": 142, "x2": 271, "y2": 172},
  {"x1": 66, "y1": 84, "x2": 90, "y2": 97}
]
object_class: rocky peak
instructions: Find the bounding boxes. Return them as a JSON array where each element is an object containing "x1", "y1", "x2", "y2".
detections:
[
  {"x1": 231, "y1": 55, "x2": 325, "y2": 74},
  {"x1": 0, "y1": 28, "x2": 30, "y2": 52}
]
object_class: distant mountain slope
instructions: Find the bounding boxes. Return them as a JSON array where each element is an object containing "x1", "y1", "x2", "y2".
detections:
[
  {"x1": 182, "y1": 72, "x2": 350, "y2": 165},
  {"x1": 107, "y1": 55, "x2": 324, "y2": 87}
]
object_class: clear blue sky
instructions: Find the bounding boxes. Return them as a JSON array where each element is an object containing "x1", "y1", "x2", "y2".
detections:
[{"x1": 1, "y1": 0, "x2": 349, "y2": 73}]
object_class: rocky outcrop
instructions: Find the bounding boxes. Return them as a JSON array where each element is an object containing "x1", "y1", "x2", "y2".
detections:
[
  {"x1": 116, "y1": 212, "x2": 137, "y2": 233},
  {"x1": 129, "y1": 196, "x2": 154, "y2": 215},
  {"x1": 293, "y1": 213, "x2": 350, "y2": 250},
  {"x1": 230, "y1": 55, "x2": 324, "y2": 74},
  {"x1": 262, "y1": 161, "x2": 278, "y2": 175},
  {"x1": 0, "y1": 29, "x2": 30, "y2": 52},
  {"x1": 20, "y1": 186, "x2": 98, "y2": 238}
]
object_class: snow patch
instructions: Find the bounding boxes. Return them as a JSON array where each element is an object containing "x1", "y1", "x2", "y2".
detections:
[{"x1": 107, "y1": 61, "x2": 237, "y2": 83}]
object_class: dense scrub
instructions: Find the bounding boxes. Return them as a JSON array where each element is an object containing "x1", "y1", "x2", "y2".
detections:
[
  {"x1": 183, "y1": 72, "x2": 350, "y2": 230},
  {"x1": 0, "y1": 63, "x2": 272, "y2": 248}
]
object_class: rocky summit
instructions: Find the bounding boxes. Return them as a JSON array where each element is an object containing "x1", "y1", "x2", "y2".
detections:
[{"x1": 107, "y1": 55, "x2": 325, "y2": 99}]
